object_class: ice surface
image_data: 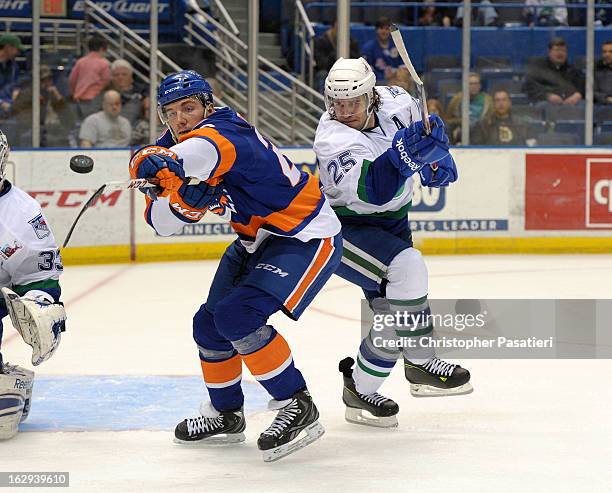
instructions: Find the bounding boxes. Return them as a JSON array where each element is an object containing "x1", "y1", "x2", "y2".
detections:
[{"x1": 3, "y1": 255, "x2": 611, "y2": 492}]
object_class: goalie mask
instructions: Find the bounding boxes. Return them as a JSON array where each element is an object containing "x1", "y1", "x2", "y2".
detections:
[
  {"x1": 0, "y1": 130, "x2": 9, "y2": 189},
  {"x1": 324, "y1": 57, "x2": 378, "y2": 131}
]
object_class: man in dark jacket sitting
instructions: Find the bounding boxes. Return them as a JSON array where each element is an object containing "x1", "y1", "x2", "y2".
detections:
[
  {"x1": 525, "y1": 37, "x2": 584, "y2": 106},
  {"x1": 595, "y1": 40, "x2": 612, "y2": 105}
]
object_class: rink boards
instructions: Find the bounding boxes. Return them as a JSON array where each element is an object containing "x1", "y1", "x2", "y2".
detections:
[{"x1": 8, "y1": 147, "x2": 612, "y2": 264}]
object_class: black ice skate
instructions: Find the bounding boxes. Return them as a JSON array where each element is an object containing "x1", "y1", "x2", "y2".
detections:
[
  {"x1": 339, "y1": 357, "x2": 399, "y2": 428},
  {"x1": 257, "y1": 388, "x2": 324, "y2": 462},
  {"x1": 174, "y1": 404, "x2": 246, "y2": 445},
  {"x1": 404, "y1": 357, "x2": 473, "y2": 397}
]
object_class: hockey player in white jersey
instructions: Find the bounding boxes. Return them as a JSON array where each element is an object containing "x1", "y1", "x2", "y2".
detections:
[
  {"x1": 314, "y1": 58, "x2": 472, "y2": 428},
  {"x1": 0, "y1": 130, "x2": 66, "y2": 439}
]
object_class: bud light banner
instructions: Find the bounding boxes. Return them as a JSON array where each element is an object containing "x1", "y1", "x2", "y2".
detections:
[
  {"x1": 70, "y1": 0, "x2": 174, "y2": 23},
  {"x1": 0, "y1": 1, "x2": 182, "y2": 24},
  {"x1": 0, "y1": 0, "x2": 30, "y2": 16}
]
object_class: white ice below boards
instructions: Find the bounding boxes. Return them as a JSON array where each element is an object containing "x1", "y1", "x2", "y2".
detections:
[{"x1": 2, "y1": 254, "x2": 611, "y2": 492}]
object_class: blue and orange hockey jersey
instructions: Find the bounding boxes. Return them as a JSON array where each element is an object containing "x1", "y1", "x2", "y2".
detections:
[{"x1": 145, "y1": 107, "x2": 340, "y2": 251}]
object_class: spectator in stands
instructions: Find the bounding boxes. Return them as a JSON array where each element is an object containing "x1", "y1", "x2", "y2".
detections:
[
  {"x1": 427, "y1": 98, "x2": 446, "y2": 119},
  {"x1": 314, "y1": 19, "x2": 360, "y2": 91},
  {"x1": 418, "y1": 1, "x2": 452, "y2": 27},
  {"x1": 595, "y1": 40, "x2": 612, "y2": 105},
  {"x1": 13, "y1": 65, "x2": 76, "y2": 147},
  {"x1": 79, "y1": 89, "x2": 131, "y2": 148},
  {"x1": 446, "y1": 72, "x2": 493, "y2": 143},
  {"x1": 0, "y1": 34, "x2": 23, "y2": 118},
  {"x1": 471, "y1": 90, "x2": 528, "y2": 145},
  {"x1": 525, "y1": 38, "x2": 584, "y2": 106},
  {"x1": 426, "y1": 98, "x2": 452, "y2": 140},
  {"x1": 524, "y1": 0, "x2": 568, "y2": 27},
  {"x1": 69, "y1": 35, "x2": 111, "y2": 120},
  {"x1": 131, "y1": 97, "x2": 164, "y2": 146},
  {"x1": 361, "y1": 17, "x2": 403, "y2": 84},
  {"x1": 387, "y1": 67, "x2": 414, "y2": 94},
  {"x1": 455, "y1": 1, "x2": 500, "y2": 27},
  {"x1": 108, "y1": 59, "x2": 148, "y2": 126}
]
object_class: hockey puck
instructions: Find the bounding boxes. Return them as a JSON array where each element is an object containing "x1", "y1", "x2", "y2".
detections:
[{"x1": 69, "y1": 155, "x2": 94, "y2": 174}]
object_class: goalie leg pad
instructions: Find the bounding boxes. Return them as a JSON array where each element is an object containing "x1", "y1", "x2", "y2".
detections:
[
  {"x1": 0, "y1": 364, "x2": 34, "y2": 440},
  {"x1": 1, "y1": 287, "x2": 66, "y2": 366}
]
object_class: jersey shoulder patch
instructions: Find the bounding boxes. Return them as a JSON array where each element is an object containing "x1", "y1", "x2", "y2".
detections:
[
  {"x1": 1, "y1": 186, "x2": 56, "y2": 248},
  {"x1": 27, "y1": 214, "x2": 50, "y2": 240}
]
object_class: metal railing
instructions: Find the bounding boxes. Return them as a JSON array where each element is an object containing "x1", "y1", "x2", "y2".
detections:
[
  {"x1": 0, "y1": 17, "x2": 86, "y2": 53},
  {"x1": 183, "y1": 3, "x2": 325, "y2": 145},
  {"x1": 295, "y1": 0, "x2": 316, "y2": 88},
  {"x1": 82, "y1": 0, "x2": 181, "y2": 85},
  {"x1": 212, "y1": 0, "x2": 240, "y2": 37}
]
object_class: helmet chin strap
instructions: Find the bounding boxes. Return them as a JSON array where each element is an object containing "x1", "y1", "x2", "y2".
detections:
[
  {"x1": 359, "y1": 92, "x2": 376, "y2": 131},
  {"x1": 360, "y1": 107, "x2": 375, "y2": 131}
]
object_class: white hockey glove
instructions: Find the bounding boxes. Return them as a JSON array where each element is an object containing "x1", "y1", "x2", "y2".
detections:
[
  {"x1": 1, "y1": 287, "x2": 66, "y2": 366},
  {"x1": 0, "y1": 363, "x2": 34, "y2": 440}
]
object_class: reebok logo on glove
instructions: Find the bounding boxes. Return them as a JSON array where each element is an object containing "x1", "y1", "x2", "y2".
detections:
[
  {"x1": 394, "y1": 138, "x2": 420, "y2": 172},
  {"x1": 14, "y1": 379, "x2": 32, "y2": 390}
]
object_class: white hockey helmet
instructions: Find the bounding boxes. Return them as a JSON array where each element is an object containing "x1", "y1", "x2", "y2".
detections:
[
  {"x1": 325, "y1": 57, "x2": 376, "y2": 100},
  {"x1": 324, "y1": 57, "x2": 377, "y2": 127},
  {"x1": 0, "y1": 130, "x2": 9, "y2": 188}
]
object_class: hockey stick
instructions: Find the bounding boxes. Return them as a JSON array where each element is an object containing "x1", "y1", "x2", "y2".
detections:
[
  {"x1": 390, "y1": 24, "x2": 431, "y2": 134},
  {"x1": 62, "y1": 174, "x2": 201, "y2": 248},
  {"x1": 390, "y1": 24, "x2": 445, "y2": 177}
]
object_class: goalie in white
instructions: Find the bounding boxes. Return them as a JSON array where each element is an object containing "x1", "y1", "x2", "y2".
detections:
[
  {"x1": 0, "y1": 130, "x2": 66, "y2": 439},
  {"x1": 314, "y1": 58, "x2": 472, "y2": 428}
]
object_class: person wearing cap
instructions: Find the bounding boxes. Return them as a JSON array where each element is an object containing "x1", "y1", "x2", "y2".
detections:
[{"x1": 0, "y1": 33, "x2": 23, "y2": 116}]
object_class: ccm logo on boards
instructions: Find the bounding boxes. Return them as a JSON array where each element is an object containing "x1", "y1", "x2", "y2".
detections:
[{"x1": 27, "y1": 190, "x2": 123, "y2": 208}]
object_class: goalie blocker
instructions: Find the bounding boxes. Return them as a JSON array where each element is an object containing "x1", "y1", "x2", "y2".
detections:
[{"x1": 1, "y1": 288, "x2": 66, "y2": 366}]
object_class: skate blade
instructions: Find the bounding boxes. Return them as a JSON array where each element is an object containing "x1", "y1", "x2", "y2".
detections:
[
  {"x1": 410, "y1": 382, "x2": 474, "y2": 398},
  {"x1": 173, "y1": 432, "x2": 246, "y2": 446},
  {"x1": 345, "y1": 407, "x2": 398, "y2": 428},
  {"x1": 261, "y1": 421, "x2": 325, "y2": 463}
]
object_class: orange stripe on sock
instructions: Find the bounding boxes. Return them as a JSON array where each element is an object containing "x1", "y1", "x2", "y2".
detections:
[
  {"x1": 200, "y1": 354, "x2": 242, "y2": 385},
  {"x1": 285, "y1": 237, "x2": 333, "y2": 313},
  {"x1": 242, "y1": 333, "x2": 291, "y2": 377}
]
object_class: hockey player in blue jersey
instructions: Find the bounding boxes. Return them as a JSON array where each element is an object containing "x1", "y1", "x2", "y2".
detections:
[
  {"x1": 129, "y1": 71, "x2": 342, "y2": 461},
  {"x1": 314, "y1": 58, "x2": 472, "y2": 428}
]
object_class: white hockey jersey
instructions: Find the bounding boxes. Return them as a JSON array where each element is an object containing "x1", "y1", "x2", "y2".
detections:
[
  {"x1": 314, "y1": 86, "x2": 422, "y2": 217},
  {"x1": 0, "y1": 183, "x2": 62, "y2": 291}
]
